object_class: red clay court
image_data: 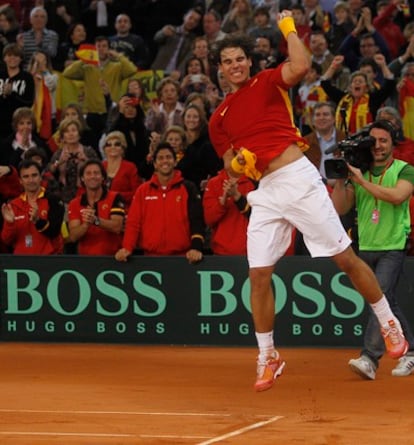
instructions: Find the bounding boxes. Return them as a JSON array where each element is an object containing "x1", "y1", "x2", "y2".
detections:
[{"x1": 1, "y1": 343, "x2": 413, "y2": 444}]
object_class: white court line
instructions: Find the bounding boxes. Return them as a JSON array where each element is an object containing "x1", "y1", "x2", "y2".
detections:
[
  {"x1": 0, "y1": 432, "x2": 212, "y2": 440},
  {"x1": 0, "y1": 408, "x2": 229, "y2": 417},
  {"x1": 196, "y1": 415, "x2": 284, "y2": 445},
  {"x1": 0, "y1": 432, "x2": 214, "y2": 440},
  {"x1": 140, "y1": 435, "x2": 210, "y2": 439},
  {"x1": 0, "y1": 432, "x2": 134, "y2": 438}
]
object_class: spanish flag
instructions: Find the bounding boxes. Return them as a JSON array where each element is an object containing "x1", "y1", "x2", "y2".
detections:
[
  {"x1": 33, "y1": 79, "x2": 52, "y2": 140},
  {"x1": 75, "y1": 44, "x2": 99, "y2": 65},
  {"x1": 399, "y1": 77, "x2": 414, "y2": 141}
]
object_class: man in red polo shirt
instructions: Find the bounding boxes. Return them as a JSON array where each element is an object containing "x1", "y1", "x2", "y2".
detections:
[
  {"x1": 68, "y1": 159, "x2": 125, "y2": 255},
  {"x1": 208, "y1": 10, "x2": 408, "y2": 392}
]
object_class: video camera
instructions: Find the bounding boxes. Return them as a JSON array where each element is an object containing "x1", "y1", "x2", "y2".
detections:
[{"x1": 324, "y1": 127, "x2": 375, "y2": 179}]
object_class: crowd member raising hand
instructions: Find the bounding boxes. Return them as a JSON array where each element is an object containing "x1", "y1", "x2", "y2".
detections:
[{"x1": 321, "y1": 54, "x2": 395, "y2": 133}]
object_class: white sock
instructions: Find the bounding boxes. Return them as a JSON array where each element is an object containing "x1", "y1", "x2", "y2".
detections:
[
  {"x1": 370, "y1": 295, "x2": 397, "y2": 327},
  {"x1": 255, "y1": 331, "x2": 275, "y2": 362}
]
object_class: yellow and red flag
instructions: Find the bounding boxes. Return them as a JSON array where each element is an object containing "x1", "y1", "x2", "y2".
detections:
[
  {"x1": 33, "y1": 79, "x2": 52, "y2": 140},
  {"x1": 75, "y1": 44, "x2": 99, "y2": 65},
  {"x1": 399, "y1": 77, "x2": 414, "y2": 141}
]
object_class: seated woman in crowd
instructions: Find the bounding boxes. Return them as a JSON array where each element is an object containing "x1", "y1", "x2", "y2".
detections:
[
  {"x1": 321, "y1": 54, "x2": 395, "y2": 133},
  {"x1": 221, "y1": 0, "x2": 253, "y2": 34},
  {"x1": 191, "y1": 36, "x2": 216, "y2": 81},
  {"x1": 163, "y1": 125, "x2": 187, "y2": 162},
  {"x1": 48, "y1": 102, "x2": 95, "y2": 152},
  {"x1": 106, "y1": 77, "x2": 152, "y2": 130},
  {"x1": 0, "y1": 107, "x2": 50, "y2": 168},
  {"x1": 184, "y1": 91, "x2": 213, "y2": 120},
  {"x1": 0, "y1": 6, "x2": 19, "y2": 53},
  {"x1": 145, "y1": 77, "x2": 184, "y2": 136},
  {"x1": 176, "y1": 104, "x2": 222, "y2": 193},
  {"x1": 102, "y1": 131, "x2": 141, "y2": 211},
  {"x1": 48, "y1": 117, "x2": 98, "y2": 204},
  {"x1": 107, "y1": 93, "x2": 151, "y2": 179},
  {"x1": 53, "y1": 22, "x2": 87, "y2": 72}
]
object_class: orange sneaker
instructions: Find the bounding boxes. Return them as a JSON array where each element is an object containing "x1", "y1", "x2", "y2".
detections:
[
  {"x1": 381, "y1": 319, "x2": 409, "y2": 359},
  {"x1": 254, "y1": 351, "x2": 285, "y2": 392}
]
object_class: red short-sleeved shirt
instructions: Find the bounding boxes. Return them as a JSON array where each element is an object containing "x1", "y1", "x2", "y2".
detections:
[{"x1": 209, "y1": 65, "x2": 308, "y2": 173}]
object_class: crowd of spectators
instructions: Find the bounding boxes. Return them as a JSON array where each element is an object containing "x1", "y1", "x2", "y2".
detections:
[{"x1": 0, "y1": 0, "x2": 414, "y2": 258}]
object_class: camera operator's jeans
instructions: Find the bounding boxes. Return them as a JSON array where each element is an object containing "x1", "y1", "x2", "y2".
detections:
[{"x1": 359, "y1": 250, "x2": 414, "y2": 368}]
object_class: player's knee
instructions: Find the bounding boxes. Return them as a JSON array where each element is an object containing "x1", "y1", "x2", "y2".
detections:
[
  {"x1": 249, "y1": 266, "x2": 274, "y2": 289},
  {"x1": 332, "y1": 246, "x2": 359, "y2": 274}
]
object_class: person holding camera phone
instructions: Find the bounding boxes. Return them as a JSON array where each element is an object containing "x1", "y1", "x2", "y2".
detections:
[
  {"x1": 48, "y1": 117, "x2": 98, "y2": 205},
  {"x1": 331, "y1": 119, "x2": 414, "y2": 379},
  {"x1": 209, "y1": 12, "x2": 408, "y2": 393},
  {"x1": 179, "y1": 55, "x2": 214, "y2": 102}
]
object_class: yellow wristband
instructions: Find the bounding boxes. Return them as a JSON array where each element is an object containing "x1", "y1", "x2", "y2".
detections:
[
  {"x1": 278, "y1": 16, "x2": 297, "y2": 40},
  {"x1": 231, "y1": 155, "x2": 246, "y2": 175},
  {"x1": 240, "y1": 148, "x2": 256, "y2": 167}
]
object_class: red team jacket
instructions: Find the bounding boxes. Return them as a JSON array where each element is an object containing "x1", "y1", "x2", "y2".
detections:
[
  {"x1": 102, "y1": 159, "x2": 142, "y2": 209},
  {"x1": 122, "y1": 170, "x2": 205, "y2": 255},
  {"x1": 1, "y1": 188, "x2": 64, "y2": 254}
]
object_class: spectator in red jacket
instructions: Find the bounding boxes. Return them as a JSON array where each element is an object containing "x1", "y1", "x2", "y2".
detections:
[
  {"x1": 1, "y1": 160, "x2": 64, "y2": 254},
  {"x1": 115, "y1": 142, "x2": 205, "y2": 263},
  {"x1": 203, "y1": 169, "x2": 256, "y2": 255},
  {"x1": 101, "y1": 131, "x2": 142, "y2": 211},
  {"x1": 0, "y1": 162, "x2": 21, "y2": 252},
  {"x1": 67, "y1": 159, "x2": 125, "y2": 255}
]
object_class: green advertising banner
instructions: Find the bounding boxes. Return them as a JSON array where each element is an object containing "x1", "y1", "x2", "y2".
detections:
[{"x1": 1, "y1": 255, "x2": 413, "y2": 346}]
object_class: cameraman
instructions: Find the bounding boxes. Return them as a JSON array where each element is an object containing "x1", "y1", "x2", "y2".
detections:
[{"x1": 331, "y1": 119, "x2": 414, "y2": 379}]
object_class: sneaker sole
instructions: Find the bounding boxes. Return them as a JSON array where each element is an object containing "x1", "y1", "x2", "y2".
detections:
[
  {"x1": 348, "y1": 362, "x2": 375, "y2": 380},
  {"x1": 391, "y1": 369, "x2": 414, "y2": 377},
  {"x1": 255, "y1": 361, "x2": 286, "y2": 392},
  {"x1": 387, "y1": 340, "x2": 409, "y2": 360}
]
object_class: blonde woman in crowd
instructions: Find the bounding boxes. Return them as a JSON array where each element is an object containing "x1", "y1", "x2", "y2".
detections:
[
  {"x1": 221, "y1": 0, "x2": 253, "y2": 34},
  {"x1": 192, "y1": 36, "x2": 214, "y2": 79},
  {"x1": 102, "y1": 131, "x2": 141, "y2": 211},
  {"x1": 47, "y1": 103, "x2": 95, "y2": 153},
  {"x1": 147, "y1": 124, "x2": 187, "y2": 169}
]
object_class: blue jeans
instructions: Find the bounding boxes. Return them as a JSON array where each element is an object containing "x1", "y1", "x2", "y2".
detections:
[{"x1": 359, "y1": 250, "x2": 414, "y2": 368}]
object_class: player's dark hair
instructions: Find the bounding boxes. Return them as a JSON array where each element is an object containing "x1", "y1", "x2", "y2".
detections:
[{"x1": 210, "y1": 34, "x2": 255, "y2": 65}]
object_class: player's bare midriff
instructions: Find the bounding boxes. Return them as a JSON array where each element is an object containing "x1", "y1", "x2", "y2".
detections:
[{"x1": 262, "y1": 144, "x2": 304, "y2": 178}]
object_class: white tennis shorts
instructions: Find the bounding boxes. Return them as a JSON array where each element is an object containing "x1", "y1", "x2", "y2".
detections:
[{"x1": 246, "y1": 156, "x2": 351, "y2": 268}]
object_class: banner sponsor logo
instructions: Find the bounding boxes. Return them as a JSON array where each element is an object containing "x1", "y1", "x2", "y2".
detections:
[{"x1": 1, "y1": 256, "x2": 412, "y2": 345}]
